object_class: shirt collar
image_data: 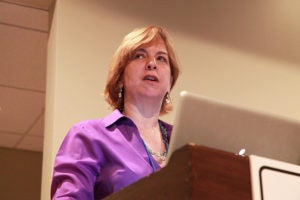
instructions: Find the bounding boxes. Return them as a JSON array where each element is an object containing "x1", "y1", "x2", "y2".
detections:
[
  {"x1": 158, "y1": 120, "x2": 173, "y2": 139},
  {"x1": 102, "y1": 109, "x2": 125, "y2": 127},
  {"x1": 102, "y1": 109, "x2": 173, "y2": 135}
]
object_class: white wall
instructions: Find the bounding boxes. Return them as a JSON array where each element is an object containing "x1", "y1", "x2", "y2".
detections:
[{"x1": 42, "y1": 0, "x2": 300, "y2": 199}]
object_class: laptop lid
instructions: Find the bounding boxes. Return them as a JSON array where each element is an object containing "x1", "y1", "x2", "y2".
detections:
[{"x1": 167, "y1": 91, "x2": 300, "y2": 165}]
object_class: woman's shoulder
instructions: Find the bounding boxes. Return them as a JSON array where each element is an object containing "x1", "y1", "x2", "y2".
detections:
[
  {"x1": 68, "y1": 109, "x2": 124, "y2": 134},
  {"x1": 68, "y1": 118, "x2": 103, "y2": 132}
]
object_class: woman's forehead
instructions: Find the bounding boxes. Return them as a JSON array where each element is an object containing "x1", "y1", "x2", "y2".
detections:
[{"x1": 135, "y1": 37, "x2": 167, "y2": 52}]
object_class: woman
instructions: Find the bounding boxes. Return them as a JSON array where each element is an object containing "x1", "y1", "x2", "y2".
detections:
[{"x1": 51, "y1": 25, "x2": 180, "y2": 199}]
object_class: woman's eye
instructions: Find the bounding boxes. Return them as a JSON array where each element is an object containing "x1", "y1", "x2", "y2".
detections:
[
  {"x1": 157, "y1": 56, "x2": 168, "y2": 63},
  {"x1": 134, "y1": 53, "x2": 144, "y2": 59}
]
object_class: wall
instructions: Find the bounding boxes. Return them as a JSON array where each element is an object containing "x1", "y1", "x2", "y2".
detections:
[
  {"x1": 42, "y1": 0, "x2": 300, "y2": 199},
  {"x1": 0, "y1": 147, "x2": 42, "y2": 200}
]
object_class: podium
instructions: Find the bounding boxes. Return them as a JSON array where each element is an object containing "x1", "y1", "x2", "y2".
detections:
[{"x1": 104, "y1": 144, "x2": 252, "y2": 200}]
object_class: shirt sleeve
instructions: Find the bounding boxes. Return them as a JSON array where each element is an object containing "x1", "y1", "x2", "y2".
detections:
[{"x1": 51, "y1": 124, "x2": 104, "y2": 199}]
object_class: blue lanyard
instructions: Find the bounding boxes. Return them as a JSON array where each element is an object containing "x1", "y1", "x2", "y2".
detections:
[
  {"x1": 141, "y1": 140, "x2": 157, "y2": 172},
  {"x1": 141, "y1": 121, "x2": 169, "y2": 172}
]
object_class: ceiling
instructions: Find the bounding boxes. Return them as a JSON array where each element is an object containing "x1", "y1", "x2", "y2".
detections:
[
  {"x1": 2, "y1": 0, "x2": 55, "y2": 10},
  {"x1": 0, "y1": 0, "x2": 54, "y2": 152}
]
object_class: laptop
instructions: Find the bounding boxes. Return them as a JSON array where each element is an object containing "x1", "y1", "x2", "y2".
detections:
[{"x1": 167, "y1": 91, "x2": 300, "y2": 165}]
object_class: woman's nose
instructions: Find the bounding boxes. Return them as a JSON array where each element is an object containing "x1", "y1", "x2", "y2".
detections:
[{"x1": 145, "y1": 59, "x2": 157, "y2": 70}]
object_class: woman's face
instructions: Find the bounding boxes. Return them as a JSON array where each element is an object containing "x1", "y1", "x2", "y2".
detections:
[{"x1": 122, "y1": 37, "x2": 171, "y2": 104}]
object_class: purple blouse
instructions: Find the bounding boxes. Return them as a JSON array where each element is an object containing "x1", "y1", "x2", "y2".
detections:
[{"x1": 51, "y1": 109, "x2": 172, "y2": 199}]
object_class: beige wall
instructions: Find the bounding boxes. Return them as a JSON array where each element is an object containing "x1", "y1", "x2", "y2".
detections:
[
  {"x1": 0, "y1": 147, "x2": 42, "y2": 200},
  {"x1": 42, "y1": 0, "x2": 300, "y2": 199}
]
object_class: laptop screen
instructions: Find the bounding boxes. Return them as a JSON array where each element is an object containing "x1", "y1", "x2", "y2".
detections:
[{"x1": 167, "y1": 91, "x2": 300, "y2": 165}]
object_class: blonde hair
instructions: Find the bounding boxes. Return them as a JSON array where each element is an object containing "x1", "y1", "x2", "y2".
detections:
[{"x1": 104, "y1": 26, "x2": 180, "y2": 115}]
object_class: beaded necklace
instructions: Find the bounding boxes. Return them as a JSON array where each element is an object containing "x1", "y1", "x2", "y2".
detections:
[{"x1": 141, "y1": 121, "x2": 169, "y2": 171}]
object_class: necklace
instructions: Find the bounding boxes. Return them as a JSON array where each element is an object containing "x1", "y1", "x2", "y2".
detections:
[
  {"x1": 142, "y1": 122, "x2": 169, "y2": 163},
  {"x1": 147, "y1": 147, "x2": 167, "y2": 161}
]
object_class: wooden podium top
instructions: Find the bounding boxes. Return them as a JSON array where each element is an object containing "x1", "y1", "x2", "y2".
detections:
[{"x1": 105, "y1": 144, "x2": 252, "y2": 200}]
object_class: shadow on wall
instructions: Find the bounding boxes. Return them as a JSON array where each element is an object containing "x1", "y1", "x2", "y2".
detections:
[
  {"x1": 98, "y1": 0, "x2": 300, "y2": 66},
  {"x1": 0, "y1": 147, "x2": 42, "y2": 200}
]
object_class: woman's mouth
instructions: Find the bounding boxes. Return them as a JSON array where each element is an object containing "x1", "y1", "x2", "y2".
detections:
[{"x1": 143, "y1": 75, "x2": 158, "y2": 82}]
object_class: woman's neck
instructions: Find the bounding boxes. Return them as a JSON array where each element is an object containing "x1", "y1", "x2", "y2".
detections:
[
  {"x1": 123, "y1": 102, "x2": 160, "y2": 130},
  {"x1": 123, "y1": 101, "x2": 168, "y2": 168}
]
